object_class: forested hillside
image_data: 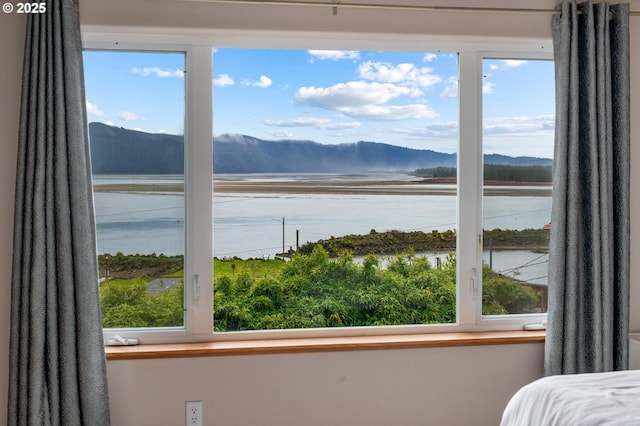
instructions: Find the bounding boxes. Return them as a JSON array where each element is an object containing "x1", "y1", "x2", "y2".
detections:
[{"x1": 88, "y1": 122, "x2": 552, "y2": 174}]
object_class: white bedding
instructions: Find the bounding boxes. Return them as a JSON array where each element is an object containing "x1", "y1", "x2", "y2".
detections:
[{"x1": 501, "y1": 370, "x2": 640, "y2": 426}]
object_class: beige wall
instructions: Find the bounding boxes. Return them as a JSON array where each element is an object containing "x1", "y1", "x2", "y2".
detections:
[
  {"x1": 1, "y1": 1, "x2": 638, "y2": 425},
  {"x1": 108, "y1": 344, "x2": 544, "y2": 426},
  {"x1": 79, "y1": 0, "x2": 555, "y2": 39}
]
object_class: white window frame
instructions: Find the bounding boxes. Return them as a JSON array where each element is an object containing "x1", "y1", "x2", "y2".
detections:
[
  {"x1": 475, "y1": 51, "x2": 553, "y2": 330},
  {"x1": 84, "y1": 29, "x2": 552, "y2": 345}
]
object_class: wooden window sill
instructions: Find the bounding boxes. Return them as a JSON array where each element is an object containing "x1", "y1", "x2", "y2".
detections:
[{"x1": 105, "y1": 330, "x2": 545, "y2": 361}]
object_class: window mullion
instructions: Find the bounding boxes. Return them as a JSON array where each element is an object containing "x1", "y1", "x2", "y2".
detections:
[
  {"x1": 185, "y1": 45, "x2": 214, "y2": 336},
  {"x1": 457, "y1": 51, "x2": 483, "y2": 326}
]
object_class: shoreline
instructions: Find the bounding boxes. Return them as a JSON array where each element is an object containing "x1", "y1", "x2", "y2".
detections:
[{"x1": 94, "y1": 179, "x2": 552, "y2": 197}]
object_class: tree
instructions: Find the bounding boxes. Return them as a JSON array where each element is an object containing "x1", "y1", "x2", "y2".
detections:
[{"x1": 482, "y1": 264, "x2": 539, "y2": 315}]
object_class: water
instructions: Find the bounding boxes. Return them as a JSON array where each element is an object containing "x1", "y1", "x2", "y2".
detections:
[
  {"x1": 93, "y1": 173, "x2": 552, "y2": 284},
  {"x1": 94, "y1": 191, "x2": 184, "y2": 255},
  {"x1": 215, "y1": 192, "x2": 459, "y2": 258}
]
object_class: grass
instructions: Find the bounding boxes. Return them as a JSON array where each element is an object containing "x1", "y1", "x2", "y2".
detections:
[{"x1": 213, "y1": 257, "x2": 286, "y2": 279}]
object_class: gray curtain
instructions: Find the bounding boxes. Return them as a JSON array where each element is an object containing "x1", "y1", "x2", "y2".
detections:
[
  {"x1": 545, "y1": 0, "x2": 630, "y2": 376},
  {"x1": 8, "y1": 0, "x2": 111, "y2": 424}
]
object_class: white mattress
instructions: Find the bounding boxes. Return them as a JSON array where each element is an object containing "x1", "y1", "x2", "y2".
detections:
[{"x1": 501, "y1": 370, "x2": 640, "y2": 426}]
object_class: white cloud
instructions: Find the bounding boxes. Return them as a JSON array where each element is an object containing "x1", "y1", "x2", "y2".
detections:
[
  {"x1": 118, "y1": 111, "x2": 142, "y2": 121},
  {"x1": 491, "y1": 114, "x2": 555, "y2": 122},
  {"x1": 504, "y1": 60, "x2": 528, "y2": 68},
  {"x1": 265, "y1": 117, "x2": 329, "y2": 127},
  {"x1": 483, "y1": 115, "x2": 555, "y2": 157},
  {"x1": 295, "y1": 81, "x2": 437, "y2": 121},
  {"x1": 342, "y1": 104, "x2": 438, "y2": 121},
  {"x1": 391, "y1": 122, "x2": 459, "y2": 139},
  {"x1": 388, "y1": 115, "x2": 554, "y2": 155},
  {"x1": 86, "y1": 101, "x2": 104, "y2": 118},
  {"x1": 389, "y1": 115, "x2": 553, "y2": 143},
  {"x1": 483, "y1": 60, "x2": 528, "y2": 95},
  {"x1": 242, "y1": 75, "x2": 273, "y2": 88},
  {"x1": 269, "y1": 129, "x2": 294, "y2": 138},
  {"x1": 423, "y1": 53, "x2": 438, "y2": 62},
  {"x1": 387, "y1": 123, "x2": 459, "y2": 152},
  {"x1": 253, "y1": 76, "x2": 272, "y2": 88},
  {"x1": 440, "y1": 77, "x2": 458, "y2": 99},
  {"x1": 325, "y1": 121, "x2": 362, "y2": 130},
  {"x1": 264, "y1": 117, "x2": 361, "y2": 130},
  {"x1": 214, "y1": 74, "x2": 234, "y2": 87},
  {"x1": 483, "y1": 82, "x2": 496, "y2": 94},
  {"x1": 358, "y1": 61, "x2": 441, "y2": 87},
  {"x1": 297, "y1": 81, "x2": 414, "y2": 109},
  {"x1": 131, "y1": 67, "x2": 184, "y2": 78},
  {"x1": 125, "y1": 126, "x2": 181, "y2": 135},
  {"x1": 489, "y1": 60, "x2": 528, "y2": 71},
  {"x1": 483, "y1": 114, "x2": 555, "y2": 138},
  {"x1": 308, "y1": 50, "x2": 360, "y2": 61}
]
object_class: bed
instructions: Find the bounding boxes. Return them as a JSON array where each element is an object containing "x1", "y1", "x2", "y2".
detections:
[{"x1": 500, "y1": 370, "x2": 640, "y2": 425}]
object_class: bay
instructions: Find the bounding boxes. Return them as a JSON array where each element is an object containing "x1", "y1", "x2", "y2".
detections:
[{"x1": 93, "y1": 173, "x2": 552, "y2": 284}]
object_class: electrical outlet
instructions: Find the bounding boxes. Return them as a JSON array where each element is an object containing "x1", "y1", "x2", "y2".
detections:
[{"x1": 186, "y1": 401, "x2": 203, "y2": 426}]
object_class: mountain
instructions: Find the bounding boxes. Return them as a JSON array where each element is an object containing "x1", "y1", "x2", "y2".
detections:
[
  {"x1": 213, "y1": 134, "x2": 458, "y2": 173},
  {"x1": 88, "y1": 122, "x2": 552, "y2": 174},
  {"x1": 89, "y1": 122, "x2": 184, "y2": 174}
]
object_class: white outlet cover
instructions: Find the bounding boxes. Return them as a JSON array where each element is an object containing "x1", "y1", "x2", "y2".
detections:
[{"x1": 186, "y1": 401, "x2": 203, "y2": 426}]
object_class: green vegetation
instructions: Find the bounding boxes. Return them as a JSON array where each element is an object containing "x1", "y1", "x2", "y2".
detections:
[
  {"x1": 482, "y1": 228, "x2": 550, "y2": 250},
  {"x1": 99, "y1": 244, "x2": 542, "y2": 330},
  {"x1": 214, "y1": 257, "x2": 285, "y2": 279},
  {"x1": 100, "y1": 278, "x2": 184, "y2": 328},
  {"x1": 98, "y1": 252, "x2": 183, "y2": 279},
  {"x1": 415, "y1": 164, "x2": 552, "y2": 183},
  {"x1": 414, "y1": 166, "x2": 457, "y2": 178},
  {"x1": 99, "y1": 253, "x2": 185, "y2": 328},
  {"x1": 484, "y1": 164, "x2": 552, "y2": 183},
  {"x1": 482, "y1": 266, "x2": 540, "y2": 315},
  {"x1": 214, "y1": 248, "x2": 457, "y2": 330},
  {"x1": 300, "y1": 229, "x2": 456, "y2": 256},
  {"x1": 301, "y1": 228, "x2": 549, "y2": 257}
]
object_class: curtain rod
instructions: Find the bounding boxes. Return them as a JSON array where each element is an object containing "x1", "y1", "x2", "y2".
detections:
[{"x1": 180, "y1": 0, "x2": 640, "y2": 16}]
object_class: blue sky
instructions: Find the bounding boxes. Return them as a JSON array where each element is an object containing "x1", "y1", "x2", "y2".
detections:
[{"x1": 83, "y1": 49, "x2": 555, "y2": 158}]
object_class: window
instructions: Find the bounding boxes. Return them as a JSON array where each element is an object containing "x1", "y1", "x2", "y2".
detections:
[
  {"x1": 212, "y1": 48, "x2": 459, "y2": 331},
  {"x1": 481, "y1": 57, "x2": 554, "y2": 317},
  {"x1": 84, "y1": 50, "x2": 187, "y2": 329},
  {"x1": 83, "y1": 34, "x2": 552, "y2": 343}
]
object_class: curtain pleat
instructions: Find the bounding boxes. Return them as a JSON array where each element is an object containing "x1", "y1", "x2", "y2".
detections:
[
  {"x1": 544, "y1": 0, "x2": 630, "y2": 375},
  {"x1": 8, "y1": 0, "x2": 111, "y2": 424}
]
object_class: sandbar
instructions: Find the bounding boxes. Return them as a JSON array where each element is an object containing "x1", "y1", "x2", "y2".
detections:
[{"x1": 93, "y1": 179, "x2": 551, "y2": 197}]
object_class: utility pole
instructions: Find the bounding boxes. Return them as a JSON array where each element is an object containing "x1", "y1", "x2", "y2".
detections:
[
  {"x1": 489, "y1": 239, "x2": 493, "y2": 269},
  {"x1": 273, "y1": 217, "x2": 285, "y2": 259}
]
